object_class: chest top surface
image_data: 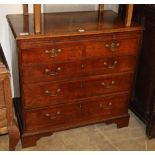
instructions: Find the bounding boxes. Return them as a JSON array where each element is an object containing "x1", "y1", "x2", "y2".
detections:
[{"x1": 7, "y1": 10, "x2": 143, "y2": 40}]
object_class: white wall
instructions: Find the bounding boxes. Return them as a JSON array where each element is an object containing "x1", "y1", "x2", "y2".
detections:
[
  {"x1": 44, "y1": 4, "x2": 118, "y2": 13},
  {"x1": 0, "y1": 4, "x2": 34, "y2": 97},
  {"x1": 0, "y1": 5, "x2": 23, "y2": 98},
  {"x1": 0, "y1": 4, "x2": 118, "y2": 97}
]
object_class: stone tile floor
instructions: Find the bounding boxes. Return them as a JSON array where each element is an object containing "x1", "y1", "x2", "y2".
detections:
[{"x1": 0, "y1": 110, "x2": 155, "y2": 151}]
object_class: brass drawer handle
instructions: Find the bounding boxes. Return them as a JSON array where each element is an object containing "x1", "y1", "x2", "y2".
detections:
[
  {"x1": 45, "y1": 48, "x2": 62, "y2": 57},
  {"x1": 78, "y1": 28, "x2": 85, "y2": 33},
  {"x1": 45, "y1": 88, "x2": 61, "y2": 97},
  {"x1": 45, "y1": 111, "x2": 61, "y2": 120},
  {"x1": 45, "y1": 113, "x2": 50, "y2": 117},
  {"x1": 81, "y1": 64, "x2": 85, "y2": 69},
  {"x1": 45, "y1": 111, "x2": 61, "y2": 116},
  {"x1": 105, "y1": 42, "x2": 120, "y2": 50},
  {"x1": 99, "y1": 102, "x2": 113, "y2": 109},
  {"x1": 45, "y1": 67, "x2": 62, "y2": 76},
  {"x1": 108, "y1": 102, "x2": 112, "y2": 106},
  {"x1": 103, "y1": 60, "x2": 118, "y2": 69},
  {"x1": 56, "y1": 111, "x2": 61, "y2": 115},
  {"x1": 101, "y1": 80, "x2": 115, "y2": 88}
]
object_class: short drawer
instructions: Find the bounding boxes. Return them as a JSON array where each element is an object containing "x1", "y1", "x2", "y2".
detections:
[
  {"x1": 24, "y1": 92, "x2": 129, "y2": 132},
  {"x1": 23, "y1": 73, "x2": 133, "y2": 108},
  {"x1": 22, "y1": 55, "x2": 136, "y2": 84},
  {"x1": 21, "y1": 44, "x2": 84, "y2": 65},
  {"x1": 81, "y1": 92, "x2": 129, "y2": 118},
  {"x1": 85, "y1": 37, "x2": 140, "y2": 58},
  {"x1": 84, "y1": 55, "x2": 137, "y2": 77},
  {"x1": 22, "y1": 60, "x2": 86, "y2": 83}
]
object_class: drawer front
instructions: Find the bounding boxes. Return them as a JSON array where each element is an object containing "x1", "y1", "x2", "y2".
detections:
[
  {"x1": 23, "y1": 73, "x2": 133, "y2": 108},
  {"x1": 81, "y1": 92, "x2": 129, "y2": 118},
  {"x1": 22, "y1": 55, "x2": 136, "y2": 84},
  {"x1": 22, "y1": 60, "x2": 85, "y2": 83},
  {"x1": 0, "y1": 80, "x2": 5, "y2": 107},
  {"x1": 84, "y1": 55, "x2": 136, "y2": 77},
  {"x1": 85, "y1": 37, "x2": 140, "y2": 58},
  {"x1": 19, "y1": 31, "x2": 142, "y2": 50},
  {"x1": 21, "y1": 44, "x2": 84, "y2": 65},
  {"x1": 25, "y1": 103, "x2": 81, "y2": 131},
  {"x1": 24, "y1": 93, "x2": 129, "y2": 131}
]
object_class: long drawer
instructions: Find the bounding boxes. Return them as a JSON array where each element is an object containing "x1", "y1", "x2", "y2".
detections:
[
  {"x1": 24, "y1": 92, "x2": 129, "y2": 132},
  {"x1": 20, "y1": 31, "x2": 141, "y2": 50},
  {"x1": 22, "y1": 55, "x2": 137, "y2": 83},
  {"x1": 23, "y1": 73, "x2": 133, "y2": 108}
]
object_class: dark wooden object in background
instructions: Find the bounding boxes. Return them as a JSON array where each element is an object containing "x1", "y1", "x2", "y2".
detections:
[
  {"x1": 119, "y1": 4, "x2": 155, "y2": 138},
  {"x1": 23, "y1": 4, "x2": 28, "y2": 15},
  {"x1": 0, "y1": 44, "x2": 20, "y2": 150},
  {"x1": 7, "y1": 10, "x2": 143, "y2": 148}
]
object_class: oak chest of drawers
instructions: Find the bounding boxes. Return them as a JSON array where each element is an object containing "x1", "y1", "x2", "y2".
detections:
[{"x1": 7, "y1": 10, "x2": 143, "y2": 148}]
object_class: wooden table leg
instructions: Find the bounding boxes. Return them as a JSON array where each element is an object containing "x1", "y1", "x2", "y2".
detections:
[
  {"x1": 4, "y1": 78, "x2": 20, "y2": 151},
  {"x1": 125, "y1": 4, "x2": 134, "y2": 27},
  {"x1": 8, "y1": 120, "x2": 20, "y2": 151}
]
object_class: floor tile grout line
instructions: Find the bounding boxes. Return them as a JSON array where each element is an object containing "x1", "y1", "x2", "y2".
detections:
[{"x1": 95, "y1": 127, "x2": 120, "y2": 151}]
